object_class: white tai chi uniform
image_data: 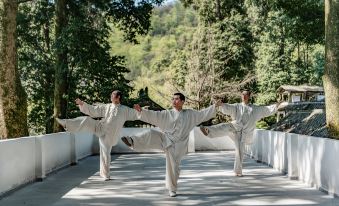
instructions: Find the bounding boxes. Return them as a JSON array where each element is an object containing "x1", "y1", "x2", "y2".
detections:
[
  {"x1": 64, "y1": 103, "x2": 138, "y2": 179},
  {"x1": 130, "y1": 105, "x2": 216, "y2": 192},
  {"x1": 205, "y1": 103, "x2": 277, "y2": 174}
]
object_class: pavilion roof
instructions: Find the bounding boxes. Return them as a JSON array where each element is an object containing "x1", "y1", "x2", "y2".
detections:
[{"x1": 277, "y1": 85, "x2": 324, "y2": 93}]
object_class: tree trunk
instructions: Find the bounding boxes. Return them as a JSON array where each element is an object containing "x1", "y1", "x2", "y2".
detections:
[
  {"x1": 324, "y1": 0, "x2": 339, "y2": 138},
  {"x1": 215, "y1": 0, "x2": 222, "y2": 21},
  {"x1": 43, "y1": 0, "x2": 54, "y2": 134},
  {"x1": 53, "y1": 0, "x2": 68, "y2": 132},
  {"x1": 0, "y1": 0, "x2": 29, "y2": 139}
]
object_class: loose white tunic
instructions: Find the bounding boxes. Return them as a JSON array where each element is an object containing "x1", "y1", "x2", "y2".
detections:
[
  {"x1": 65, "y1": 102, "x2": 138, "y2": 179},
  {"x1": 78, "y1": 102, "x2": 138, "y2": 146},
  {"x1": 204, "y1": 102, "x2": 278, "y2": 174},
  {"x1": 139, "y1": 105, "x2": 217, "y2": 148},
  {"x1": 131, "y1": 105, "x2": 217, "y2": 192},
  {"x1": 219, "y1": 102, "x2": 277, "y2": 144}
]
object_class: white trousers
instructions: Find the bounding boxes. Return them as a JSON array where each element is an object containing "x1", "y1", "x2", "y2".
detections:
[
  {"x1": 65, "y1": 116, "x2": 111, "y2": 179},
  {"x1": 205, "y1": 123, "x2": 244, "y2": 174},
  {"x1": 130, "y1": 128, "x2": 188, "y2": 192}
]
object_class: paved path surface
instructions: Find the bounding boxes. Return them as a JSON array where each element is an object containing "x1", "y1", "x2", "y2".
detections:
[{"x1": 1, "y1": 152, "x2": 338, "y2": 206}]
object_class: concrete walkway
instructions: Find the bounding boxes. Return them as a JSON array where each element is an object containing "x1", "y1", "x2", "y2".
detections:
[{"x1": 0, "y1": 152, "x2": 338, "y2": 206}]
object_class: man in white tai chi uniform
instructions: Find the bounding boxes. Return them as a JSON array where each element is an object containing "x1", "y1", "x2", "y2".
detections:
[
  {"x1": 56, "y1": 90, "x2": 138, "y2": 181},
  {"x1": 200, "y1": 90, "x2": 284, "y2": 177},
  {"x1": 121, "y1": 93, "x2": 220, "y2": 197}
]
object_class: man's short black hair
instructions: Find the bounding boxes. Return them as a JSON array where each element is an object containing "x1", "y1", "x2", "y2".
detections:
[
  {"x1": 113, "y1": 90, "x2": 123, "y2": 101},
  {"x1": 173, "y1": 92, "x2": 185, "y2": 101},
  {"x1": 241, "y1": 89, "x2": 251, "y2": 96}
]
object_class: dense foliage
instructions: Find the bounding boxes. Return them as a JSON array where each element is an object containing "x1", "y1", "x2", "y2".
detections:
[
  {"x1": 1, "y1": 0, "x2": 325, "y2": 135},
  {"x1": 17, "y1": 0, "x2": 163, "y2": 134},
  {"x1": 110, "y1": 0, "x2": 324, "y2": 108}
]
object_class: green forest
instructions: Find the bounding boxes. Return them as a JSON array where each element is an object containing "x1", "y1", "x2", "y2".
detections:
[
  {"x1": 1, "y1": 0, "x2": 336, "y2": 137},
  {"x1": 110, "y1": 0, "x2": 324, "y2": 110}
]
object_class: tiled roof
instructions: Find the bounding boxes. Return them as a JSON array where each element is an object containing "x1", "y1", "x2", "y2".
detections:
[
  {"x1": 277, "y1": 102, "x2": 325, "y2": 112},
  {"x1": 277, "y1": 85, "x2": 324, "y2": 93},
  {"x1": 270, "y1": 109, "x2": 329, "y2": 138}
]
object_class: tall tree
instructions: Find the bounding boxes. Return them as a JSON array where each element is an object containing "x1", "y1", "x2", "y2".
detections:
[
  {"x1": 324, "y1": 0, "x2": 339, "y2": 138},
  {"x1": 254, "y1": 11, "x2": 294, "y2": 104},
  {"x1": 53, "y1": 0, "x2": 68, "y2": 132},
  {"x1": 52, "y1": 0, "x2": 164, "y2": 132},
  {"x1": 246, "y1": 0, "x2": 325, "y2": 104},
  {"x1": 17, "y1": 1, "x2": 55, "y2": 135},
  {"x1": 0, "y1": 0, "x2": 28, "y2": 138},
  {"x1": 178, "y1": 0, "x2": 254, "y2": 108}
]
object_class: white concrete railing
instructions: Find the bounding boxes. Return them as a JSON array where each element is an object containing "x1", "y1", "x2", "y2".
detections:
[
  {"x1": 190, "y1": 127, "x2": 235, "y2": 151},
  {"x1": 246, "y1": 129, "x2": 339, "y2": 197},
  {"x1": 2, "y1": 128, "x2": 338, "y2": 197},
  {"x1": 0, "y1": 132, "x2": 96, "y2": 196},
  {"x1": 0, "y1": 137, "x2": 36, "y2": 196},
  {"x1": 0, "y1": 127, "x2": 233, "y2": 196}
]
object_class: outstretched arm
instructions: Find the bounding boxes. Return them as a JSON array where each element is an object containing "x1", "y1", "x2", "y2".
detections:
[
  {"x1": 125, "y1": 106, "x2": 139, "y2": 121},
  {"x1": 219, "y1": 103, "x2": 237, "y2": 119},
  {"x1": 134, "y1": 104, "x2": 168, "y2": 128},
  {"x1": 193, "y1": 103, "x2": 219, "y2": 125},
  {"x1": 256, "y1": 101, "x2": 286, "y2": 120},
  {"x1": 76, "y1": 98, "x2": 106, "y2": 118}
]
